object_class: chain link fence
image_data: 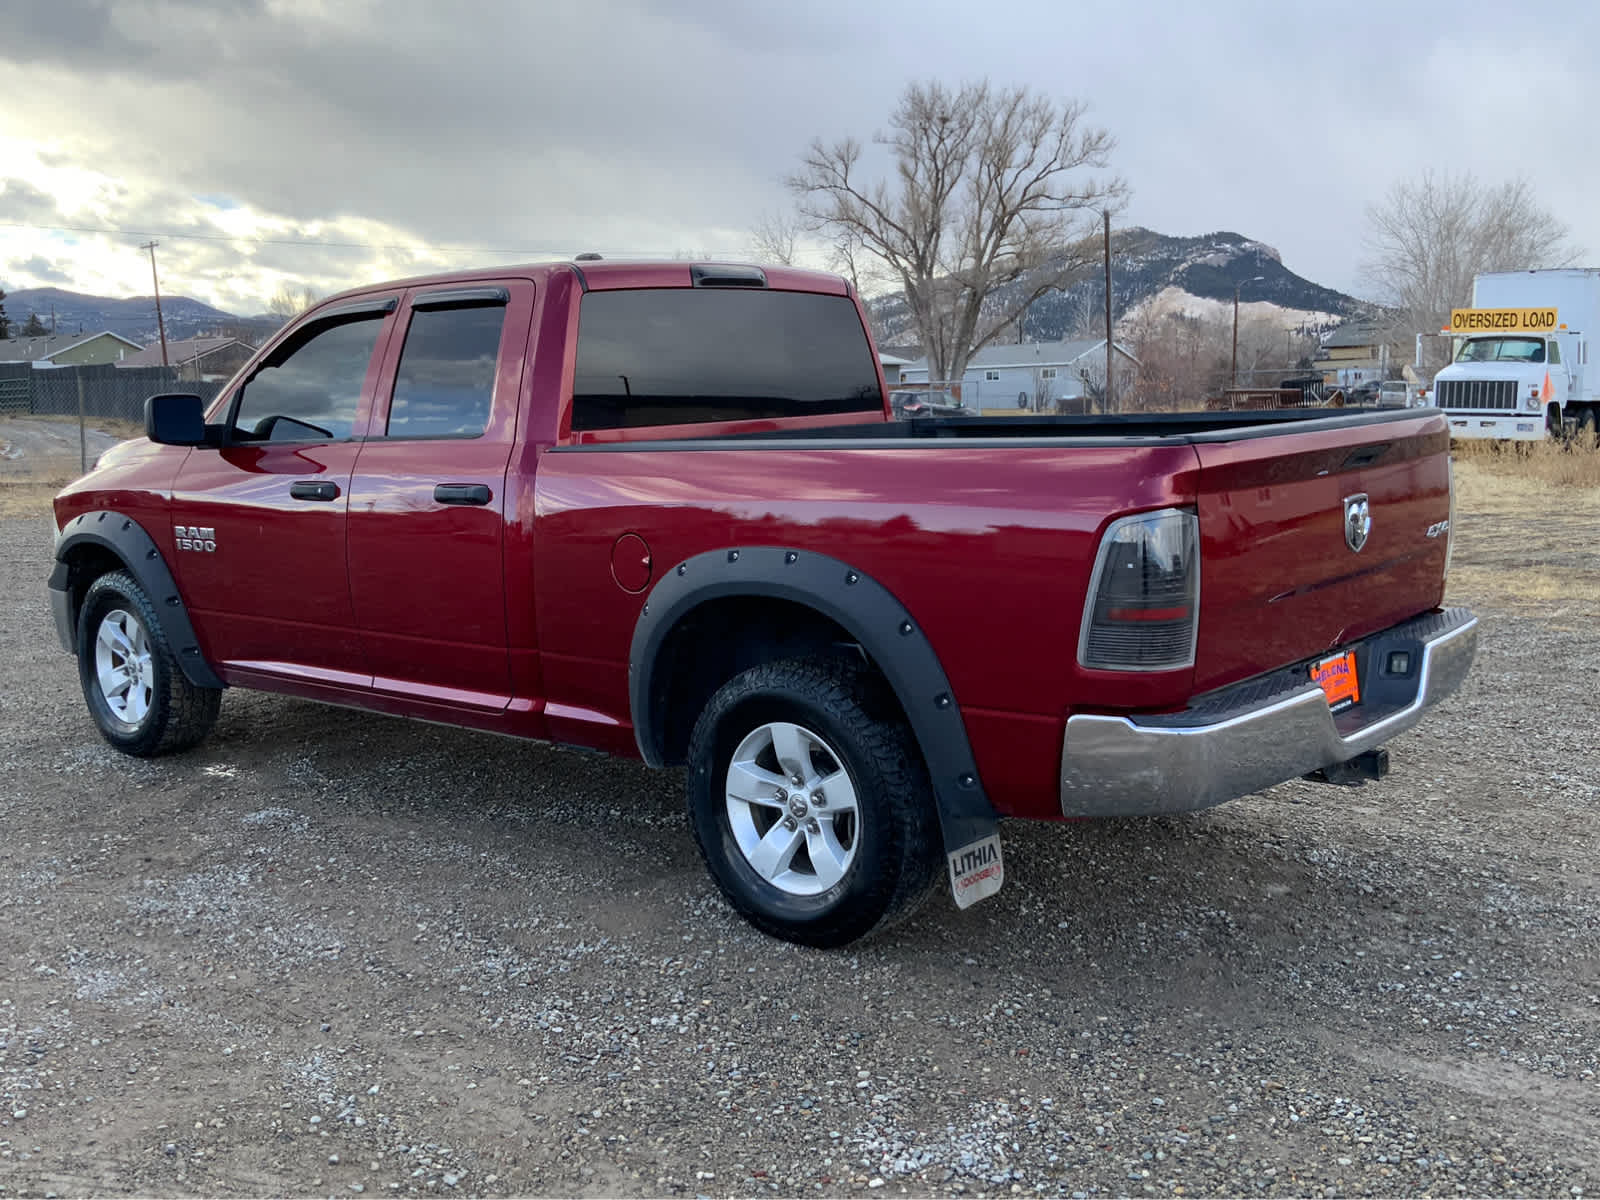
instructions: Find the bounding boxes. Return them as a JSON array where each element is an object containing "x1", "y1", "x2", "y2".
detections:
[{"x1": 0, "y1": 364, "x2": 224, "y2": 425}]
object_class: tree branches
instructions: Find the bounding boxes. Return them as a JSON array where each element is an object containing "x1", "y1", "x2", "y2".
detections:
[
  {"x1": 789, "y1": 80, "x2": 1124, "y2": 381},
  {"x1": 1362, "y1": 171, "x2": 1577, "y2": 356}
]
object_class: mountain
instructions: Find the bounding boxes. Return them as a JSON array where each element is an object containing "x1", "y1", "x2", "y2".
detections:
[
  {"x1": 867, "y1": 228, "x2": 1364, "y2": 352},
  {"x1": 1, "y1": 286, "x2": 278, "y2": 346}
]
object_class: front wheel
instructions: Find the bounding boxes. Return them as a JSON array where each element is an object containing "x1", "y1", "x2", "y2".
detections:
[
  {"x1": 76, "y1": 570, "x2": 221, "y2": 756},
  {"x1": 686, "y1": 656, "x2": 941, "y2": 947}
]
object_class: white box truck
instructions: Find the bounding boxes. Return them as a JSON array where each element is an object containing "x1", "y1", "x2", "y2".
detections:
[{"x1": 1430, "y1": 269, "x2": 1600, "y2": 441}]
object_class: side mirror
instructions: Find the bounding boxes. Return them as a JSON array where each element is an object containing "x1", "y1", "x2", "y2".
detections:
[{"x1": 145, "y1": 393, "x2": 208, "y2": 446}]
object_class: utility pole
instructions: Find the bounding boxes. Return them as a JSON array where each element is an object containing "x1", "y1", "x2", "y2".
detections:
[
  {"x1": 1230, "y1": 275, "x2": 1265, "y2": 389},
  {"x1": 1102, "y1": 209, "x2": 1113, "y2": 414},
  {"x1": 140, "y1": 241, "x2": 169, "y2": 367}
]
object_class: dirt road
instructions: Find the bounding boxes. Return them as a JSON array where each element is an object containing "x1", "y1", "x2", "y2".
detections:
[{"x1": 1, "y1": 467, "x2": 1597, "y2": 1197}]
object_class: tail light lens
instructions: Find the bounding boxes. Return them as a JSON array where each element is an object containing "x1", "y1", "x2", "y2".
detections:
[{"x1": 1078, "y1": 507, "x2": 1200, "y2": 671}]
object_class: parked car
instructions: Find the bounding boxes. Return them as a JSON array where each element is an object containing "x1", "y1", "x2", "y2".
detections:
[
  {"x1": 48, "y1": 258, "x2": 1477, "y2": 946},
  {"x1": 890, "y1": 389, "x2": 967, "y2": 418}
]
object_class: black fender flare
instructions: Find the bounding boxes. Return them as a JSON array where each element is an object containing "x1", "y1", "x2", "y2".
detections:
[
  {"x1": 49, "y1": 509, "x2": 224, "y2": 690},
  {"x1": 628, "y1": 546, "x2": 998, "y2": 860}
]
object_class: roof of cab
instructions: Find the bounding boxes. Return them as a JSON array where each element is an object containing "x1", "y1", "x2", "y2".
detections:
[{"x1": 316, "y1": 260, "x2": 851, "y2": 307}]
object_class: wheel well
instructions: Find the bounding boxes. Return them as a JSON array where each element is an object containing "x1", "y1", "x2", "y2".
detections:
[
  {"x1": 60, "y1": 544, "x2": 126, "y2": 631},
  {"x1": 648, "y1": 596, "x2": 900, "y2": 766}
]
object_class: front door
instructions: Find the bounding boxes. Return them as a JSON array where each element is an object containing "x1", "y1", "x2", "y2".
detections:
[
  {"x1": 170, "y1": 297, "x2": 398, "y2": 685},
  {"x1": 346, "y1": 281, "x2": 535, "y2": 709}
]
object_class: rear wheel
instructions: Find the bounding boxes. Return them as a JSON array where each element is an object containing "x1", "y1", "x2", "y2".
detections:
[
  {"x1": 1575, "y1": 406, "x2": 1598, "y2": 444},
  {"x1": 76, "y1": 571, "x2": 220, "y2": 756},
  {"x1": 686, "y1": 656, "x2": 941, "y2": 947}
]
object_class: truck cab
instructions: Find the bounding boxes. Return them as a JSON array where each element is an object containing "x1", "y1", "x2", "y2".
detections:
[{"x1": 1432, "y1": 332, "x2": 1570, "y2": 440}]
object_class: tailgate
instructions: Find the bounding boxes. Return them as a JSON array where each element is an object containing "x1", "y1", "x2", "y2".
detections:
[{"x1": 1190, "y1": 411, "x2": 1451, "y2": 693}]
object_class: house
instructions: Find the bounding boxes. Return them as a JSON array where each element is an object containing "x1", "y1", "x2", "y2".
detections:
[
  {"x1": 117, "y1": 336, "x2": 256, "y2": 382},
  {"x1": 900, "y1": 339, "x2": 1139, "y2": 414},
  {"x1": 878, "y1": 351, "x2": 912, "y2": 385},
  {"x1": 1315, "y1": 318, "x2": 1408, "y2": 389},
  {"x1": 0, "y1": 331, "x2": 143, "y2": 366}
]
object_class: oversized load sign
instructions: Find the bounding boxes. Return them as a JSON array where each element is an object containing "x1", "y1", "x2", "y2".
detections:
[{"x1": 1448, "y1": 308, "x2": 1559, "y2": 332}]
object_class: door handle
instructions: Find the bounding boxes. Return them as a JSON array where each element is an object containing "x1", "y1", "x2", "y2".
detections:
[
  {"x1": 433, "y1": 483, "x2": 492, "y2": 506},
  {"x1": 289, "y1": 480, "x2": 340, "y2": 501}
]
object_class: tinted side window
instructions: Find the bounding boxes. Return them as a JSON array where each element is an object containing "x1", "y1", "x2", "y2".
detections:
[
  {"x1": 384, "y1": 305, "x2": 506, "y2": 438},
  {"x1": 233, "y1": 316, "x2": 384, "y2": 442},
  {"x1": 572, "y1": 290, "x2": 882, "y2": 430}
]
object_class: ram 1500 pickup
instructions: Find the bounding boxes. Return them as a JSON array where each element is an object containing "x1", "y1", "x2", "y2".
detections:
[{"x1": 49, "y1": 259, "x2": 1477, "y2": 945}]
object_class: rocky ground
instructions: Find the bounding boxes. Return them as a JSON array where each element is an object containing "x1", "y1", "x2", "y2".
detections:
[{"x1": 0, "y1": 439, "x2": 1596, "y2": 1197}]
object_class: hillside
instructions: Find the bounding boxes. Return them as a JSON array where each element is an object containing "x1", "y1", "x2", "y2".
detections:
[
  {"x1": 868, "y1": 227, "x2": 1362, "y2": 350},
  {"x1": 1, "y1": 286, "x2": 278, "y2": 345}
]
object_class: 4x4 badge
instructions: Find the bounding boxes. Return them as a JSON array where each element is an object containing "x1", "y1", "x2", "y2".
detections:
[{"x1": 1343, "y1": 494, "x2": 1370, "y2": 553}]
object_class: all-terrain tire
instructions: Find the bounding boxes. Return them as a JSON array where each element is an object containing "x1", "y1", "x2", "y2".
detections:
[
  {"x1": 686, "y1": 655, "x2": 941, "y2": 947},
  {"x1": 76, "y1": 570, "x2": 221, "y2": 757}
]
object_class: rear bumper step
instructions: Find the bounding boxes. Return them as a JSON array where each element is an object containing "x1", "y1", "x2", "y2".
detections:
[{"x1": 1058, "y1": 607, "x2": 1477, "y2": 817}]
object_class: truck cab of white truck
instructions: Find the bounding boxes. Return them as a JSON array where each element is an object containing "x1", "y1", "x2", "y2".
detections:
[
  {"x1": 1434, "y1": 331, "x2": 1572, "y2": 440},
  {"x1": 1430, "y1": 268, "x2": 1600, "y2": 441}
]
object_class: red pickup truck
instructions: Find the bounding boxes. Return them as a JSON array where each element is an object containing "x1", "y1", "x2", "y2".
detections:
[{"x1": 49, "y1": 259, "x2": 1477, "y2": 945}]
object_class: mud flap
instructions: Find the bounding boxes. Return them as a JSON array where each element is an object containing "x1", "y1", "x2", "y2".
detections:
[{"x1": 946, "y1": 830, "x2": 1004, "y2": 909}]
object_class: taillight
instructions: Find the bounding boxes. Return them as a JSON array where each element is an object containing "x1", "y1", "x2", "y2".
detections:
[{"x1": 1078, "y1": 507, "x2": 1200, "y2": 671}]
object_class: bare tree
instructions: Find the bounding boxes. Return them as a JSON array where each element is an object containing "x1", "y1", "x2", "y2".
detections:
[
  {"x1": 1362, "y1": 171, "x2": 1577, "y2": 364},
  {"x1": 1123, "y1": 307, "x2": 1305, "y2": 411},
  {"x1": 790, "y1": 79, "x2": 1124, "y2": 383},
  {"x1": 1062, "y1": 284, "x2": 1102, "y2": 340},
  {"x1": 748, "y1": 211, "x2": 803, "y2": 266},
  {"x1": 267, "y1": 285, "x2": 319, "y2": 325}
]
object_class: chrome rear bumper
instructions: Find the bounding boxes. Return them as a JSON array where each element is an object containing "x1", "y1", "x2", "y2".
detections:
[{"x1": 1059, "y1": 608, "x2": 1478, "y2": 817}]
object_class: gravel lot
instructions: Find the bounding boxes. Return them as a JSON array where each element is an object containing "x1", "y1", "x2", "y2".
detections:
[{"x1": 2, "y1": 473, "x2": 1598, "y2": 1197}]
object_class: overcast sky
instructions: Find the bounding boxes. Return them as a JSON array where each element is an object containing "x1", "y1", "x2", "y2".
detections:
[{"x1": 0, "y1": 0, "x2": 1594, "y2": 316}]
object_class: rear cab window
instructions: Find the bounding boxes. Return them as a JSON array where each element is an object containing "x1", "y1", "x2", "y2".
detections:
[{"x1": 570, "y1": 288, "x2": 883, "y2": 437}]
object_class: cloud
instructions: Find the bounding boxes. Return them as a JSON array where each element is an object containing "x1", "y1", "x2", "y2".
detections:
[
  {"x1": 0, "y1": 178, "x2": 63, "y2": 224},
  {"x1": 11, "y1": 255, "x2": 72, "y2": 284},
  {"x1": 1, "y1": 0, "x2": 1598, "y2": 312}
]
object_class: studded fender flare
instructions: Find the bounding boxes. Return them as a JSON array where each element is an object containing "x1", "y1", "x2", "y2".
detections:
[
  {"x1": 49, "y1": 509, "x2": 224, "y2": 690},
  {"x1": 628, "y1": 546, "x2": 999, "y2": 861}
]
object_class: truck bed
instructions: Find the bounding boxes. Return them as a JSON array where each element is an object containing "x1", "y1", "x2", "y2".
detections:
[{"x1": 583, "y1": 405, "x2": 1410, "y2": 445}]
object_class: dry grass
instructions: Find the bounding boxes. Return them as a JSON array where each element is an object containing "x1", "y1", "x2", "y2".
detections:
[
  {"x1": 0, "y1": 479, "x2": 71, "y2": 518},
  {"x1": 1451, "y1": 431, "x2": 1600, "y2": 488},
  {"x1": 1447, "y1": 456, "x2": 1600, "y2": 623}
]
